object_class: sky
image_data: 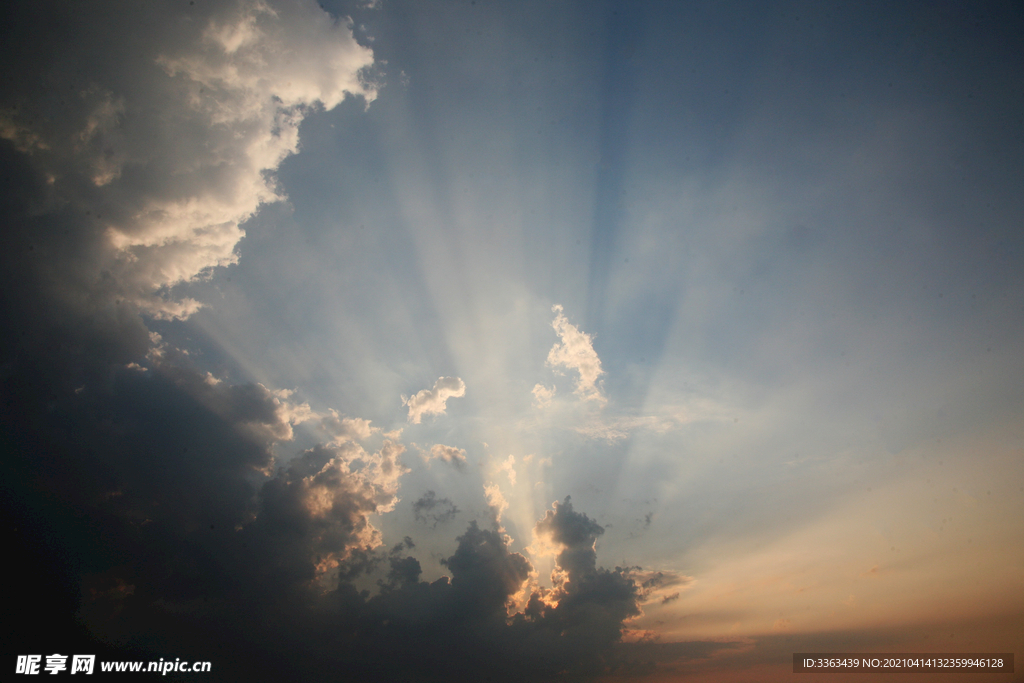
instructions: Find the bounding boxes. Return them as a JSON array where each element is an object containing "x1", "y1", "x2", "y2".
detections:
[{"x1": 1, "y1": 0, "x2": 1022, "y2": 681}]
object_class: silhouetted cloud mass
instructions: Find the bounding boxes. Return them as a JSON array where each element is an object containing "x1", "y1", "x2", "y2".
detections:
[
  {"x1": 6, "y1": 0, "x2": 1021, "y2": 680},
  {"x1": 0, "y1": 1, "x2": 658, "y2": 678},
  {"x1": 0, "y1": 51, "x2": 659, "y2": 667}
]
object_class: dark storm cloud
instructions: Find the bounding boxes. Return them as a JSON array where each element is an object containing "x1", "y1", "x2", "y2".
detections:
[
  {"x1": 325, "y1": 516, "x2": 684, "y2": 683},
  {"x1": 522, "y1": 497, "x2": 645, "y2": 665},
  {"x1": 2, "y1": 294, "x2": 674, "y2": 681},
  {"x1": 243, "y1": 436, "x2": 407, "y2": 589},
  {"x1": 0, "y1": 0, "x2": 375, "y2": 320},
  {"x1": 0, "y1": 0, "x2": 680, "y2": 676},
  {"x1": 0, "y1": 181, "x2": 669, "y2": 682},
  {"x1": 534, "y1": 495, "x2": 607, "y2": 577},
  {"x1": 22, "y1": 0, "x2": 1022, "y2": 678}
]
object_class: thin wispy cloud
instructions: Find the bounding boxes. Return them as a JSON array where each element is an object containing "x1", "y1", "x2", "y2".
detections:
[{"x1": 412, "y1": 490, "x2": 460, "y2": 527}]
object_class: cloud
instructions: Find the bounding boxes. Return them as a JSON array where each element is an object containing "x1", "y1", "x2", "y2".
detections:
[
  {"x1": 3, "y1": 336, "x2": 651, "y2": 680},
  {"x1": 402, "y1": 376, "x2": 466, "y2": 424},
  {"x1": 533, "y1": 495, "x2": 607, "y2": 579},
  {"x1": 573, "y1": 400, "x2": 733, "y2": 441},
  {"x1": 513, "y1": 498, "x2": 643, "y2": 673},
  {"x1": 546, "y1": 305, "x2": 605, "y2": 403},
  {"x1": 532, "y1": 383, "x2": 556, "y2": 408},
  {"x1": 643, "y1": 512, "x2": 654, "y2": 529},
  {"x1": 483, "y1": 482, "x2": 509, "y2": 521},
  {"x1": 497, "y1": 454, "x2": 517, "y2": 485},
  {"x1": 0, "y1": 3, "x2": 692, "y2": 679},
  {"x1": 625, "y1": 511, "x2": 656, "y2": 539},
  {"x1": 353, "y1": 509, "x2": 649, "y2": 681},
  {"x1": 321, "y1": 410, "x2": 379, "y2": 445},
  {"x1": 428, "y1": 443, "x2": 467, "y2": 469},
  {"x1": 631, "y1": 568, "x2": 695, "y2": 604},
  {"x1": 190, "y1": 378, "x2": 315, "y2": 444},
  {"x1": 380, "y1": 550, "x2": 422, "y2": 591},
  {"x1": 412, "y1": 491, "x2": 460, "y2": 527},
  {"x1": 574, "y1": 416, "x2": 666, "y2": 441},
  {"x1": 136, "y1": 333, "x2": 320, "y2": 446},
  {"x1": 0, "y1": 0, "x2": 375, "y2": 320},
  {"x1": 252, "y1": 435, "x2": 409, "y2": 586},
  {"x1": 440, "y1": 521, "x2": 535, "y2": 619}
]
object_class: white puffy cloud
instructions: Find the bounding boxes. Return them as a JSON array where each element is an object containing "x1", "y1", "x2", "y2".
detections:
[
  {"x1": 262, "y1": 388, "x2": 318, "y2": 440},
  {"x1": 531, "y1": 383, "x2": 555, "y2": 408},
  {"x1": 429, "y1": 443, "x2": 467, "y2": 469},
  {"x1": 402, "y1": 376, "x2": 466, "y2": 424},
  {"x1": 546, "y1": 305, "x2": 605, "y2": 403},
  {"x1": 483, "y1": 482, "x2": 509, "y2": 521},
  {"x1": 0, "y1": 0, "x2": 376, "y2": 320},
  {"x1": 321, "y1": 410, "x2": 378, "y2": 445}
]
